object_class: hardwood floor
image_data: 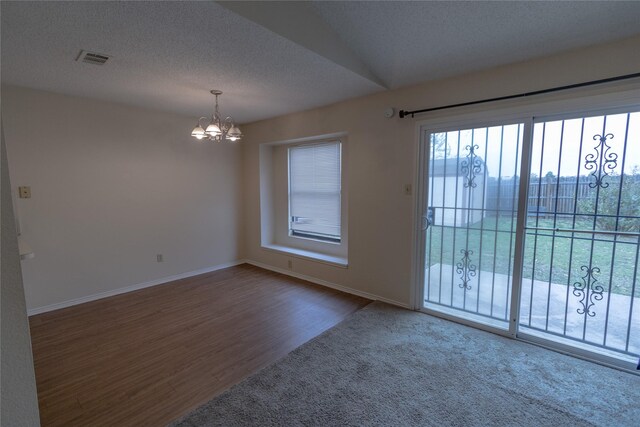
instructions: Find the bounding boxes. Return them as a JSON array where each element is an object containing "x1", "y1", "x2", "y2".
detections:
[{"x1": 28, "y1": 264, "x2": 370, "y2": 426}]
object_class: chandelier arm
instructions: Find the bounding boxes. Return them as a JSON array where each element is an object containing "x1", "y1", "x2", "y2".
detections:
[{"x1": 210, "y1": 116, "x2": 222, "y2": 129}]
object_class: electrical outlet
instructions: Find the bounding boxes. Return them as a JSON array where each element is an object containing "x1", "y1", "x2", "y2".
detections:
[
  {"x1": 157, "y1": 254, "x2": 163, "y2": 263},
  {"x1": 287, "y1": 259, "x2": 293, "y2": 270},
  {"x1": 18, "y1": 186, "x2": 31, "y2": 199},
  {"x1": 403, "y1": 184, "x2": 412, "y2": 196}
]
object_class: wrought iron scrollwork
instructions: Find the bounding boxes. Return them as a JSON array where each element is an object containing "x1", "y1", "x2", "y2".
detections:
[
  {"x1": 456, "y1": 249, "x2": 477, "y2": 291},
  {"x1": 460, "y1": 144, "x2": 483, "y2": 188},
  {"x1": 585, "y1": 133, "x2": 617, "y2": 189},
  {"x1": 573, "y1": 265, "x2": 604, "y2": 317}
]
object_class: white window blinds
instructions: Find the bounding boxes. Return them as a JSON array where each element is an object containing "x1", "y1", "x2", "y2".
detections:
[{"x1": 288, "y1": 142, "x2": 342, "y2": 242}]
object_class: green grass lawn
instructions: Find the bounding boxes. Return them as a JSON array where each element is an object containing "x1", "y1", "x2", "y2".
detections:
[{"x1": 426, "y1": 216, "x2": 639, "y2": 297}]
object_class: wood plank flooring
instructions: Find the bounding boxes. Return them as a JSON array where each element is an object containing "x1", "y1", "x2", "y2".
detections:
[{"x1": 29, "y1": 264, "x2": 370, "y2": 426}]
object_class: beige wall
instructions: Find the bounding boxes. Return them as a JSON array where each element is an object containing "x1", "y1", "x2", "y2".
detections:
[
  {"x1": 242, "y1": 35, "x2": 640, "y2": 307},
  {"x1": 2, "y1": 86, "x2": 243, "y2": 311},
  {"x1": 2, "y1": 36, "x2": 639, "y2": 313},
  {"x1": 1, "y1": 123, "x2": 40, "y2": 426}
]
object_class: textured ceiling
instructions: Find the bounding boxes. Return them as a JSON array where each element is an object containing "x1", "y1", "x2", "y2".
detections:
[
  {"x1": 310, "y1": 1, "x2": 640, "y2": 89},
  {"x1": 2, "y1": 1, "x2": 640, "y2": 124}
]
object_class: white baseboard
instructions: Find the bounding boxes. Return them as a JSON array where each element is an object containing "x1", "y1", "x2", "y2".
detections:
[
  {"x1": 27, "y1": 260, "x2": 246, "y2": 316},
  {"x1": 245, "y1": 259, "x2": 411, "y2": 309}
]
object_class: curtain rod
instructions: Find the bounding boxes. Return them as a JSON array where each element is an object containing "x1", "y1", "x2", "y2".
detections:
[{"x1": 398, "y1": 72, "x2": 640, "y2": 119}]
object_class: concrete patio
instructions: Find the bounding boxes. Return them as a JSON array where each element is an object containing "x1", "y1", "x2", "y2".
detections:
[{"x1": 425, "y1": 264, "x2": 640, "y2": 358}]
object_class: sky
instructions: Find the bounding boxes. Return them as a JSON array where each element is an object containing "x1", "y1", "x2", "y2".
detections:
[{"x1": 432, "y1": 111, "x2": 640, "y2": 179}]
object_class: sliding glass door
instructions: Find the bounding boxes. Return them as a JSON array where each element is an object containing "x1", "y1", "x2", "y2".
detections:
[
  {"x1": 519, "y1": 112, "x2": 640, "y2": 363},
  {"x1": 421, "y1": 122, "x2": 524, "y2": 330},
  {"x1": 418, "y1": 109, "x2": 640, "y2": 369}
]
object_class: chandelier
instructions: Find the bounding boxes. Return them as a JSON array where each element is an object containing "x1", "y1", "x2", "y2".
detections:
[{"x1": 191, "y1": 90, "x2": 242, "y2": 142}]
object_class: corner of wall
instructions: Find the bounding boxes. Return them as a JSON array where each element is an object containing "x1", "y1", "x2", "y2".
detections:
[{"x1": 1, "y1": 120, "x2": 41, "y2": 426}]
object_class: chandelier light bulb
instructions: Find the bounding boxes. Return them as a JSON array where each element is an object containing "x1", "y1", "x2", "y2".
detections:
[
  {"x1": 191, "y1": 123, "x2": 205, "y2": 138},
  {"x1": 205, "y1": 123, "x2": 221, "y2": 136},
  {"x1": 228, "y1": 126, "x2": 242, "y2": 140}
]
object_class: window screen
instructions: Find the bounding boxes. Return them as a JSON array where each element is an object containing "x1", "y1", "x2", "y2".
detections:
[{"x1": 288, "y1": 141, "x2": 342, "y2": 242}]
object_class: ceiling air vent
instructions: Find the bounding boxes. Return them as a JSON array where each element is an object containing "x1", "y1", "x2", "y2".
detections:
[{"x1": 76, "y1": 50, "x2": 111, "y2": 65}]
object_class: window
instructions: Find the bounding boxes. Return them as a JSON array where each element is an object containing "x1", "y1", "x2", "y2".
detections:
[
  {"x1": 288, "y1": 141, "x2": 342, "y2": 243},
  {"x1": 259, "y1": 134, "x2": 347, "y2": 266}
]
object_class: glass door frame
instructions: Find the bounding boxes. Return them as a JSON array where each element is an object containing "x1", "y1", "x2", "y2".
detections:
[
  {"x1": 414, "y1": 115, "x2": 533, "y2": 340},
  {"x1": 411, "y1": 94, "x2": 640, "y2": 373},
  {"x1": 518, "y1": 107, "x2": 640, "y2": 372}
]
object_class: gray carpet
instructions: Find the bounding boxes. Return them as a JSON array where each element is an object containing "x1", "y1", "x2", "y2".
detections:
[{"x1": 172, "y1": 302, "x2": 639, "y2": 426}]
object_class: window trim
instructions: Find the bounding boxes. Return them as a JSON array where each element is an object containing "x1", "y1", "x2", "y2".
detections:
[{"x1": 259, "y1": 132, "x2": 348, "y2": 266}]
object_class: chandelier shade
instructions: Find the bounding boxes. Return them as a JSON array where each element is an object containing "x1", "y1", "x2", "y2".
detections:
[{"x1": 191, "y1": 90, "x2": 242, "y2": 143}]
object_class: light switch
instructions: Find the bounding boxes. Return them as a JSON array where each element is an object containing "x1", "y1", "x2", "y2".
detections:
[{"x1": 18, "y1": 186, "x2": 31, "y2": 199}]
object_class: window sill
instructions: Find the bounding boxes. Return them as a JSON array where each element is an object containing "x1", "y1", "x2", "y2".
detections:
[{"x1": 261, "y1": 244, "x2": 348, "y2": 268}]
